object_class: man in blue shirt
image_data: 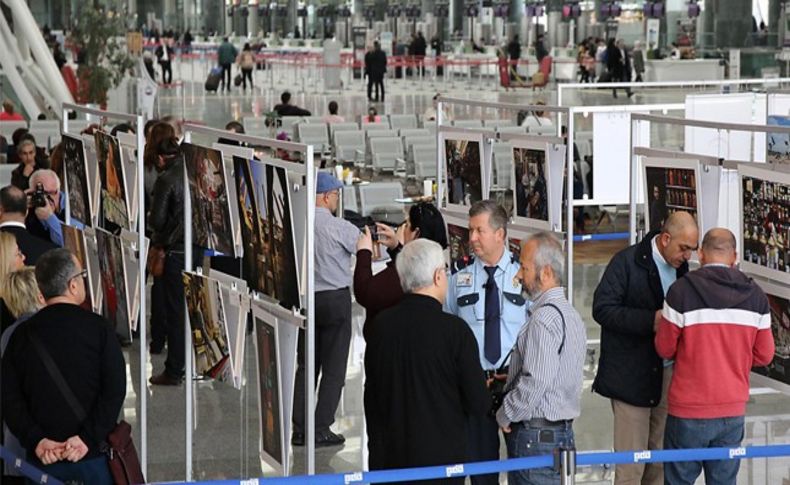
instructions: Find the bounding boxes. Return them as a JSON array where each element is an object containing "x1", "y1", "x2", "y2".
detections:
[
  {"x1": 25, "y1": 170, "x2": 65, "y2": 247},
  {"x1": 445, "y1": 200, "x2": 527, "y2": 485},
  {"x1": 292, "y1": 172, "x2": 360, "y2": 448}
]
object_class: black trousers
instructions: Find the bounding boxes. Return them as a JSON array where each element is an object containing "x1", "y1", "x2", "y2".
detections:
[
  {"x1": 467, "y1": 412, "x2": 502, "y2": 485},
  {"x1": 241, "y1": 67, "x2": 253, "y2": 90},
  {"x1": 292, "y1": 288, "x2": 352, "y2": 434},
  {"x1": 150, "y1": 274, "x2": 167, "y2": 351},
  {"x1": 220, "y1": 63, "x2": 232, "y2": 91},
  {"x1": 367, "y1": 76, "x2": 385, "y2": 102},
  {"x1": 163, "y1": 251, "x2": 186, "y2": 378},
  {"x1": 160, "y1": 60, "x2": 172, "y2": 84}
]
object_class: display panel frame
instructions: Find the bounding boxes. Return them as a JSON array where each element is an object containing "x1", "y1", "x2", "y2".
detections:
[
  {"x1": 642, "y1": 157, "x2": 703, "y2": 234},
  {"x1": 439, "y1": 128, "x2": 487, "y2": 213}
]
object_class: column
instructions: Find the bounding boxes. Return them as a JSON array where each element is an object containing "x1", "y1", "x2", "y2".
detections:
[
  {"x1": 545, "y1": 0, "x2": 562, "y2": 48},
  {"x1": 770, "y1": 0, "x2": 781, "y2": 43},
  {"x1": 712, "y1": 0, "x2": 752, "y2": 48}
]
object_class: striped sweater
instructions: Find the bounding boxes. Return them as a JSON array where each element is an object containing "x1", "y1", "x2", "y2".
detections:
[{"x1": 655, "y1": 265, "x2": 775, "y2": 419}]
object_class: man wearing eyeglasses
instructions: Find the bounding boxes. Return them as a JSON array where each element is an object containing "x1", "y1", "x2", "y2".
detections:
[
  {"x1": 24, "y1": 169, "x2": 66, "y2": 247},
  {"x1": 2, "y1": 248, "x2": 126, "y2": 484},
  {"x1": 292, "y1": 172, "x2": 361, "y2": 448},
  {"x1": 592, "y1": 211, "x2": 698, "y2": 485}
]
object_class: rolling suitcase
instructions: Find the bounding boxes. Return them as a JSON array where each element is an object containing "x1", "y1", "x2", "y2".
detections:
[{"x1": 205, "y1": 67, "x2": 222, "y2": 92}]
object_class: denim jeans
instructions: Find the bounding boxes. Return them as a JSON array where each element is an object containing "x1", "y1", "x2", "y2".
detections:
[
  {"x1": 33, "y1": 455, "x2": 112, "y2": 485},
  {"x1": 506, "y1": 421, "x2": 575, "y2": 485},
  {"x1": 664, "y1": 414, "x2": 744, "y2": 485}
]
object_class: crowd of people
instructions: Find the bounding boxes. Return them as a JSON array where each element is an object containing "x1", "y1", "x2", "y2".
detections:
[{"x1": 575, "y1": 36, "x2": 645, "y2": 98}]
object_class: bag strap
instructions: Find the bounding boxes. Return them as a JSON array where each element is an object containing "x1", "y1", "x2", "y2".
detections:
[
  {"x1": 29, "y1": 333, "x2": 87, "y2": 423},
  {"x1": 542, "y1": 302, "x2": 567, "y2": 354}
]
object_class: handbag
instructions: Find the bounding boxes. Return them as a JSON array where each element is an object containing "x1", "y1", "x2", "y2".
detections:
[
  {"x1": 234, "y1": 73, "x2": 243, "y2": 86},
  {"x1": 146, "y1": 245, "x2": 166, "y2": 278},
  {"x1": 30, "y1": 334, "x2": 146, "y2": 485}
]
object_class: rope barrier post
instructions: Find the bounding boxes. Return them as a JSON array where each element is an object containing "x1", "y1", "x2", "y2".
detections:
[{"x1": 559, "y1": 447, "x2": 577, "y2": 485}]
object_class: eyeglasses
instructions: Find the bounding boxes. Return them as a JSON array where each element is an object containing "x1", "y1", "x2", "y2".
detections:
[{"x1": 69, "y1": 269, "x2": 88, "y2": 282}]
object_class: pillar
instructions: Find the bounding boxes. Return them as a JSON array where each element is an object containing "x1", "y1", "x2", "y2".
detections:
[
  {"x1": 545, "y1": 0, "x2": 562, "y2": 48},
  {"x1": 451, "y1": 0, "x2": 463, "y2": 36},
  {"x1": 713, "y1": 0, "x2": 752, "y2": 48},
  {"x1": 770, "y1": 0, "x2": 781, "y2": 39}
]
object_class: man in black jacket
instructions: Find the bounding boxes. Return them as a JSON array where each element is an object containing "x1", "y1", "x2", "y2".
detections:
[
  {"x1": 365, "y1": 239, "x2": 489, "y2": 482},
  {"x1": 155, "y1": 37, "x2": 175, "y2": 85},
  {"x1": 365, "y1": 42, "x2": 387, "y2": 102},
  {"x1": 2, "y1": 248, "x2": 125, "y2": 484},
  {"x1": 273, "y1": 91, "x2": 312, "y2": 118},
  {"x1": 592, "y1": 211, "x2": 698, "y2": 485},
  {"x1": 0, "y1": 185, "x2": 56, "y2": 264},
  {"x1": 147, "y1": 138, "x2": 187, "y2": 385}
]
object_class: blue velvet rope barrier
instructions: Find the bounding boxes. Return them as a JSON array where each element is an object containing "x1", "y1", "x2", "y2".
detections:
[
  {"x1": 4, "y1": 443, "x2": 790, "y2": 485},
  {"x1": 0, "y1": 445, "x2": 64, "y2": 485},
  {"x1": 573, "y1": 232, "x2": 630, "y2": 243}
]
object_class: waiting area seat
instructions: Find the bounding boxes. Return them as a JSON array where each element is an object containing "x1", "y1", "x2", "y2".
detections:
[
  {"x1": 369, "y1": 137, "x2": 404, "y2": 173},
  {"x1": 388, "y1": 114, "x2": 418, "y2": 130},
  {"x1": 334, "y1": 130, "x2": 366, "y2": 165},
  {"x1": 359, "y1": 182, "x2": 405, "y2": 224},
  {"x1": 297, "y1": 123, "x2": 330, "y2": 152}
]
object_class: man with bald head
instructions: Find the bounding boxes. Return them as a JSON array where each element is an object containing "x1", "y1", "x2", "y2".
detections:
[
  {"x1": 656, "y1": 228, "x2": 774, "y2": 484},
  {"x1": 592, "y1": 211, "x2": 698, "y2": 485}
]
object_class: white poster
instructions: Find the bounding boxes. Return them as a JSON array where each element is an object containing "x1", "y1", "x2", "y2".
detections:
[
  {"x1": 684, "y1": 93, "x2": 765, "y2": 163},
  {"x1": 646, "y1": 18, "x2": 660, "y2": 51}
]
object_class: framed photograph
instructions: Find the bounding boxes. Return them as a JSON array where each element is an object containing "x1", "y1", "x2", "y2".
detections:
[
  {"x1": 94, "y1": 131, "x2": 130, "y2": 230},
  {"x1": 117, "y1": 132, "x2": 139, "y2": 229},
  {"x1": 642, "y1": 158, "x2": 702, "y2": 233},
  {"x1": 512, "y1": 140, "x2": 552, "y2": 230},
  {"x1": 444, "y1": 210, "x2": 471, "y2": 274},
  {"x1": 753, "y1": 280, "x2": 790, "y2": 389},
  {"x1": 182, "y1": 143, "x2": 236, "y2": 257},
  {"x1": 62, "y1": 135, "x2": 93, "y2": 227},
  {"x1": 81, "y1": 134, "x2": 101, "y2": 223},
  {"x1": 62, "y1": 225, "x2": 94, "y2": 312},
  {"x1": 83, "y1": 227, "x2": 103, "y2": 314},
  {"x1": 213, "y1": 143, "x2": 254, "y2": 257},
  {"x1": 739, "y1": 164, "x2": 790, "y2": 285},
  {"x1": 440, "y1": 129, "x2": 486, "y2": 212},
  {"x1": 253, "y1": 305, "x2": 285, "y2": 474},
  {"x1": 120, "y1": 230, "x2": 148, "y2": 333},
  {"x1": 182, "y1": 271, "x2": 232, "y2": 379},
  {"x1": 767, "y1": 115, "x2": 790, "y2": 165},
  {"x1": 233, "y1": 156, "x2": 266, "y2": 294},
  {"x1": 95, "y1": 228, "x2": 131, "y2": 341}
]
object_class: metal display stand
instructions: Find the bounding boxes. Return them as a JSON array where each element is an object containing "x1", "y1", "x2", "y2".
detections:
[
  {"x1": 60, "y1": 103, "x2": 148, "y2": 475},
  {"x1": 435, "y1": 97, "x2": 574, "y2": 300},
  {"x1": 181, "y1": 124, "x2": 317, "y2": 480}
]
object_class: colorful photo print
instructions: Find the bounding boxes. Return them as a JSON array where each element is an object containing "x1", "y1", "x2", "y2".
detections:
[
  {"x1": 234, "y1": 156, "x2": 265, "y2": 294},
  {"x1": 754, "y1": 292, "x2": 790, "y2": 385},
  {"x1": 261, "y1": 163, "x2": 300, "y2": 310},
  {"x1": 62, "y1": 224, "x2": 93, "y2": 312},
  {"x1": 182, "y1": 272, "x2": 231, "y2": 378},
  {"x1": 508, "y1": 237, "x2": 522, "y2": 262},
  {"x1": 62, "y1": 135, "x2": 92, "y2": 226},
  {"x1": 182, "y1": 143, "x2": 235, "y2": 256},
  {"x1": 94, "y1": 131, "x2": 129, "y2": 230},
  {"x1": 767, "y1": 115, "x2": 790, "y2": 165},
  {"x1": 448, "y1": 223, "x2": 471, "y2": 274},
  {"x1": 742, "y1": 174, "x2": 790, "y2": 274},
  {"x1": 95, "y1": 229, "x2": 131, "y2": 340},
  {"x1": 255, "y1": 313, "x2": 283, "y2": 469},
  {"x1": 445, "y1": 138, "x2": 483, "y2": 206},
  {"x1": 514, "y1": 147, "x2": 548, "y2": 222},
  {"x1": 644, "y1": 166, "x2": 698, "y2": 232}
]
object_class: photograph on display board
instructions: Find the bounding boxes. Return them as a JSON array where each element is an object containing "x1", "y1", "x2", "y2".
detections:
[
  {"x1": 62, "y1": 135, "x2": 92, "y2": 227},
  {"x1": 513, "y1": 145, "x2": 549, "y2": 225},
  {"x1": 182, "y1": 143, "x2": 235, "y2": 256},
  {"x1": 254, "y1": 311, "x2": 284, "y2": 471},
  {"x1": 448, "y1": 222, "x2": 471, "y2": 274},
  {"x1": 94, "y1": 131, "x2": 130, "y2": 230},
  {"x1": 183, "y1": 272, "x2": 231, "y2": 379},
  {"x1": 508, "y1": 237, "x2": 522, "y2": 261},
  {"x1": 261, "y1": 163, "x2": 300, "y2": 310},
  {"x1": 443, "y1": 134, "x2": 484, "y2": 208},
  {"x1": 740, "y1": 164, "x2": 790, "y2": 283},
  {"x1": 233, "y1": 156, "x2": 266, "y2": 293},
  {"x1": 767, "y1": 115, "x2": 790, "y2": 165},
  {"x1": 490, "y1": 143, "x2": 514, "y2": 215},
  {"x1": 643, "y1": 161, "x2": 699, "y2": 233},
  {"x1": 95, "y1": 229, "x2": 131, "y2": 340},
  {"x1": 753, "y1": 289, "x2": 790, "y2": 386},
  {"x1": 62, "y1": 225, "x2": 93, "y2": 312}
]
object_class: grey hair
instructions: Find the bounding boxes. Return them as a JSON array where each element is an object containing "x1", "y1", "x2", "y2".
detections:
[
  {"x1": 395, "y1": 239, "x2": 446, "y2": 293},
  {"x1": 29, "y1": 169, "x2": 61, "y2": 192},
  {"x1": 469, "y1": 200, "x2": 508, "y2": 236},
  {"x1": 16, "y1": 139, "x2": 35, "y2": 155},
  {"x1": 525, "y1": 231, "x2": 565, "y2": 286},
  {"x1": 35, "y1": 248, "x2": 77, "y2": 299}
]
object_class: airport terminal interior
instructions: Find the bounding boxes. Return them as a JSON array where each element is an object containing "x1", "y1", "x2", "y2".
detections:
[{"x1": 3, "y1": 0, "x2": 790, "y2": 484}]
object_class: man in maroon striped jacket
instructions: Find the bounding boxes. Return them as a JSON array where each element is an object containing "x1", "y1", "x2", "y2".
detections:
[{"x1": 655, "y1": 228, "x2": 775, "y2": 485}]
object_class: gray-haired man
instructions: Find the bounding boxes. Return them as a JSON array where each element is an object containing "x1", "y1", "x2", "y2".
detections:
[{"x1": 496, "y1": 232, "x2": 587, "y2": 485}]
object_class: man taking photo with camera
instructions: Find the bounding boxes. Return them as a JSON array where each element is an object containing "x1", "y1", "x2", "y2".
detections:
[{"x1": 25, "y1": 169, "x2": 65, "y2": 247}]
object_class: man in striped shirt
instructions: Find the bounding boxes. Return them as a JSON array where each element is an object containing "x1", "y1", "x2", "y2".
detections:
[
  {"x1": 495, "y1": 232, "x2": 587, "y2": 485},
  {"x1": 656, "y1": 228, "x2": 774, "y2": 484}
]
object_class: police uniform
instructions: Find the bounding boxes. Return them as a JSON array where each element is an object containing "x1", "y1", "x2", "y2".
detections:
[{"x1": 444, "y1": 248, "x2": 528, "y2": 485}]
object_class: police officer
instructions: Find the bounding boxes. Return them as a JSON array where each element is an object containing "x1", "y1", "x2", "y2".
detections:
[{"x1": 445, "y1": 199, "x2": 528, "y2": 485}]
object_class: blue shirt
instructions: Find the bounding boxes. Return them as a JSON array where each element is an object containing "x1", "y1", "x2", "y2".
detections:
[
  {"x1": 651, "y1": 236, "x2": 676, "y2": 296},
  {"x1": 444, "y1": 248, "x2": 529, "y2": 370},
  {"x1": 314, "y1": 206, "x2": 360, "y2": 292}
]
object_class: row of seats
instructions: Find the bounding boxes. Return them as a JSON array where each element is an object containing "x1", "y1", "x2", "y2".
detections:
[
  {"x1": 341, "y1": 181, "x2": 405, "y2": 223},
  {"x1": 1, "y1": 119, "x2": 94, "y2": 151}
]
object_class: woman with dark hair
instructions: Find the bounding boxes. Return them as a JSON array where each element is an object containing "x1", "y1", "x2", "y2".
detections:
[
  {"x1": 236, "y1": 43, "x2": 256, "y2": 91},
  {"x1": 354, "y1": 202, "x2": 448, "y2": 340}
]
